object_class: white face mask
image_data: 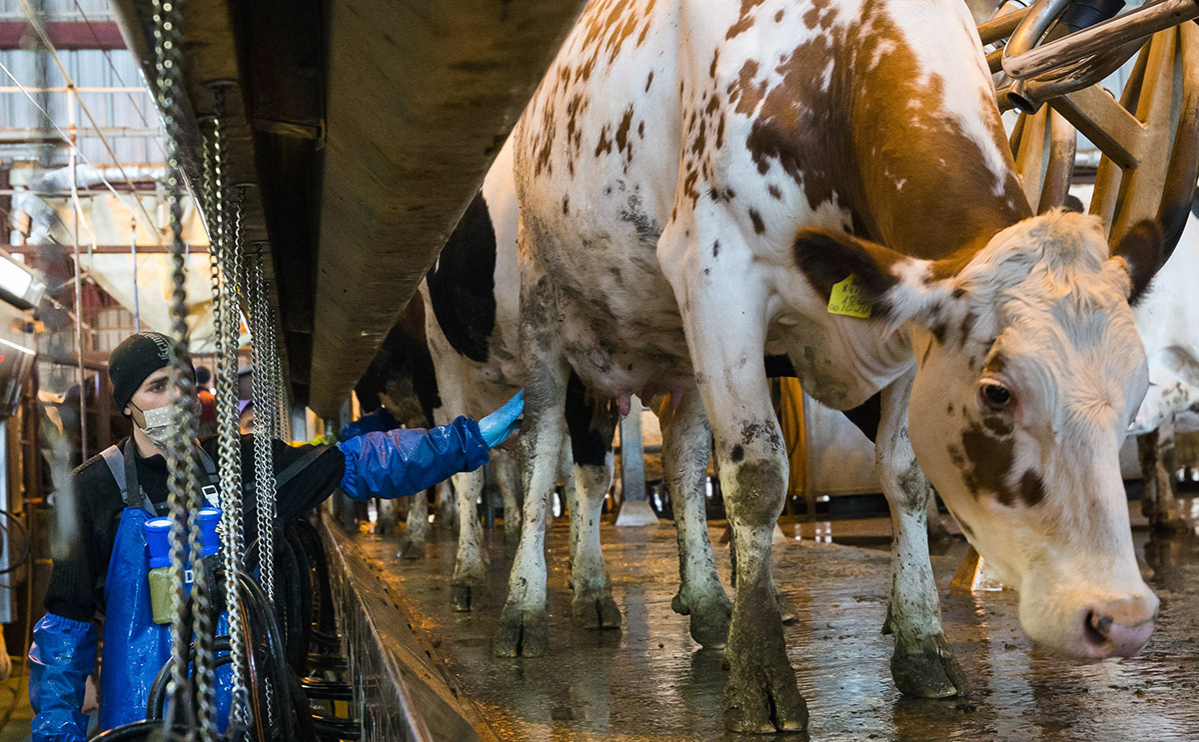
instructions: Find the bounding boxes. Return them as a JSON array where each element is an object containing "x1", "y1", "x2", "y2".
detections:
[{"x1": 131, "y1": 402, "x2": 193, "y2": 449}]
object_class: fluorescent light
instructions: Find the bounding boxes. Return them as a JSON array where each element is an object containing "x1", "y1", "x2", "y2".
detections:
[
  {"x1": 0, "y1": 337, "x2": 34, "y2": 356},
  {"x1": 0, "y1": 258, "x2": 31, "y2": 298},
  {"x1": 0, "y1": 251, "x2": 45, "y2": 309}
]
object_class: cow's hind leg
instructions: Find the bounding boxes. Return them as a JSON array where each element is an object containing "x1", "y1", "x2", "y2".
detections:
[
  {"x1": 565, "y1": 372, "x2": 622, "y2": 630},
  {"x1": 661, "y1": 391, "x2": 731, "y2": 648},
  {"x1": 878, "y1": 372, "x2": 967, "y2": 697},
  {"x1": 494, "y1": 273, "x2": 568, "y2": 657},
  {"x1": 439, "y1": 480, "x2": 459, "y2": 538},
  {"x1": 1138, "y1": 415, "x2": 1186, "y2": 531},
  {"x1": 450, "y1": 469, "x2": 490, "y2": 611},
  {"x1": 492, "y1": 446, "x2": 524, "y2": 551},
  {"x1": 397, "y1": 488, "x2": 429, "y2": 558}
]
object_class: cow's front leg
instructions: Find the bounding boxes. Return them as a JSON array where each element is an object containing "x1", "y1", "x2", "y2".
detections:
[
  {"x1": 565, "y1": 375, "x2": 621, "y2": 629},
  {"x1": 660, "y1": 390, "x2": 732, "y2": 648},
  {"x1": 396, "y1": 488, "x2": 429, "y2": 558},
  {"x1": 878, "y1": 372, "x2": 967, "y2": 697},
  {"x1": 450, "y1": 469, "x2": 490, "y2": 611},
  {"x1": 668, "y1": 255, "x2": 806, "y2": 733},
  {"x1": 1137, "y1": 414, "x2": 1186, "y2": 531}
]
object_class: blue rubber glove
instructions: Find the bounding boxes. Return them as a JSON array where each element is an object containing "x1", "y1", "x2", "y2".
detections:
[
  {"x1": 478, "y1": 391, "x2": 524, "y2": 447},
  {"x1": 29, "y1": 613, "x2": 97, "y2": 742},
  {"x1": 336, "y1": 416, "x2": 490, "y2": 501},
  {"x1": 340, "y1": 407, "x2": 398, "y2": 441}
]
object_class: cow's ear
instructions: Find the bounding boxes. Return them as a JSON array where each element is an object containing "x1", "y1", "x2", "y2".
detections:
[
  {"x1": 792, "y1": 228, "x2": 941, "y2": 321},
  {"x1": 1110, "y1": 220, "x2": 1164, "y2": 305}
]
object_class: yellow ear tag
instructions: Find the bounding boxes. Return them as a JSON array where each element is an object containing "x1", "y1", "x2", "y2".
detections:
[{"x1": 827, "y1": 274, "x2": 873, "y2": 319}]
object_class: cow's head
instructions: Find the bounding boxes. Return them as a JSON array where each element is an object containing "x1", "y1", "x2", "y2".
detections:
[{"x1": 795, "y1": 209, "x2": 1162, "y2": 660}]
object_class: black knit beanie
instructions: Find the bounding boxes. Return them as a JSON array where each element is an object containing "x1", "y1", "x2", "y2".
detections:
[{"x1": 109, "y1": 332, "x2": 179, "y2": 412}]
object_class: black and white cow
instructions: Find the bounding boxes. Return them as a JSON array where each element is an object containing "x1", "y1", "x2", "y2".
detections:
[
  {"x1": 418, "y1": 139, "x2": 527, "y2": 610},
  {"x1": 501, "y1": 0, "x2": 1164, "y2": 733}
]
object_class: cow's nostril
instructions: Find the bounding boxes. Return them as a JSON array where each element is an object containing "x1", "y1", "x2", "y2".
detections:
[{"x1": 1085, "y1": 610, "x2": 1113, "y2": 646}]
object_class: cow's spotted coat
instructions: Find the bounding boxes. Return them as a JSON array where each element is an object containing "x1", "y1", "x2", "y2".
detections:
[{"x1": 504, "y1": 0, "x2": 1164, "y2": 733}]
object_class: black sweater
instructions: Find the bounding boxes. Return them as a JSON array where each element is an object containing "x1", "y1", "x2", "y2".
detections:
[{"x1": 44, "y1": 435, "x2": 345, "y2": 623}]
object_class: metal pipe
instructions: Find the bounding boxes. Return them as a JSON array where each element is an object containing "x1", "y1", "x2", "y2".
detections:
[
  {"x1": 1005, "y1": 35, "x2": 1143, "y2": 111},
  {"x1": 69, "y1": 97, "x2": 86, "y2": 462},
  {"x1": 131, "y1": 215, "x2": 140, "y2": 332},
  {"x1": 978, "y1": 4, "x2": 1032, "y2": 45},
  {"x1": 1004, "y1": 0, "x2": 1199, "y2": 80}
]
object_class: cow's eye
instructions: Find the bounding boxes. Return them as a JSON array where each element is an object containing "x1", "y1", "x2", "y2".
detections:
[{"x1": 981, "y1": 382, "x2": 1012, "y2": 410}]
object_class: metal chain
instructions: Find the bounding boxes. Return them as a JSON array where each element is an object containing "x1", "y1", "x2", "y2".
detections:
[
  {"x1": 205, "y1": 88, "x2": 250, "y2": 730},
  {"x1": 152, "y1": 0, "x2": 218, "y2": 739},
  {"x1": 248, "y1": 248, "x2": 278, "y2": 604}
]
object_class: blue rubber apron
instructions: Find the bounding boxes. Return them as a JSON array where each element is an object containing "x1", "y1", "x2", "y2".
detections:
[{"x1": 97, "y1": 438, "x2": 231, "y2": 731}]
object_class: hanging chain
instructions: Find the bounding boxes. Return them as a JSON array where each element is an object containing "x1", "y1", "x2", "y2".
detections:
[
  {"x1": 153, "y1": 0, "x2": 218, "y2": 740},
  {"x1": 205, "y1": 86, "x2": 250, "y2": 731},
  {"x1": 248, "y1": 248, "x2": 278, "y2": 604}
]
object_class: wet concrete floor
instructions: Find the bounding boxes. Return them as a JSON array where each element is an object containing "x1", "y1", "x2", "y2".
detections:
[{"x1": 354, "y1": 501, "x2": 1199, "y2": 741}]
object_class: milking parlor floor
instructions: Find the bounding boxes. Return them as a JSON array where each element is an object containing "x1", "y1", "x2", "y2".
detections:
[{"x1": 352, "y1": 499, "x2": 1199, "y2": 742}]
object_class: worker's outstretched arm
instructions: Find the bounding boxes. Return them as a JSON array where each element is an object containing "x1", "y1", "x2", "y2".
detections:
[{"x1": 337, "y1": 392, "x2": 522, "y2": 500}]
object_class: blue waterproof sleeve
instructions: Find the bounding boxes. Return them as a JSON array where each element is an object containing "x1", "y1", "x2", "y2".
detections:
[
  {"x1": 336, "y1": 416, "x2": 490, "y2": 500},
  {"x1": 29, "y1": 612, "x2": 98, "y2": 742},
  {"x1": 340, "y1": 407, "x2": 398, "y2": 441}
]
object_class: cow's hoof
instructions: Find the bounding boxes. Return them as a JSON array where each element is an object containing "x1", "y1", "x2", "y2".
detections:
[
  {"x1": 672, "y1": 590, "x2": 732, "y2": 648},
  {"x1": 774, "y1": 588, "x2": 799, "y2": 625},
  {"x1": 450, "y1": 578, "x2": 489, "y2": 612},
  {"x1": 493, "y1": 605, "x2": 549, "y2": 657},
  {"x1": 891, "y1": 633, "x2": 968, "y2": 698},
  {"x1": 396, "y1": 529, "x2": 427, "y2": 560},
  {"x1": 570, "y1": 589, "x2": 622, "y2": 630},
  {"x1": 722, "y1": 656, "x2": 809, "y2": 733}
]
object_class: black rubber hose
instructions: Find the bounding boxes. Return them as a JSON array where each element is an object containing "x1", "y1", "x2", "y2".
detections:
[
  {"x1": 145, "y1": 638, "x2": 233, "y2": 721},
  {"x1": 236, "y1": 570, "x2": 298, "y2": 741},
  {"x1": 284, "y1": 525, "x2": 315, "y2": 672},
  {"x1": 0, "y1": 509, "x2": 31, "y2": 576},
  {"x1": 275, "y1": 538, "x2": 305, "y2": 673},
  {"x1": 1046, "y1": 0, "x2": 1126, "y2": 41},
  {"x1": 287, "y1": 519, "x2": 337, "y2": 636},
  {"x1": 90, "y1": 719, "x2": 193, "y2": 742}
]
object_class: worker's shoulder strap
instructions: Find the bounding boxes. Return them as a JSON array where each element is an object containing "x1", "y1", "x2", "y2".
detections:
[
  {"x1": 99, "y1": 444, "x2": 127, "y2": 494},
  {"x1": 99, "y1": 442, "x2": 161, "y2": 513},
  {"x1": 271, "y1": 444, "x2": 331, "y2": 490}
]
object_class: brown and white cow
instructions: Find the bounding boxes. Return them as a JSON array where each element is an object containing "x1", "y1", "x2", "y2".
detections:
[{"x1": 500, "y1": 0, "x2": 1163, "y2": 733}]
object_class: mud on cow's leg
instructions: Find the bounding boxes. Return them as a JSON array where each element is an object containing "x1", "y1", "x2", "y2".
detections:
[
  {"x1": 667, "y1": 254, "x2": 806, "y2": 733},
  {"x1": 1137, "y1": 414, "x2": 1187, "y2": 532},
  {"x1": 396, "y1": 488, "x2": 430, "y2": 559},
  {"x1": 660, "y1": 391, "x2": 731, "y2": 648},
  {"x1": 494, "y1": 272, "x2": 568, "y2": 658},
  {"x1": 878, "y1": 373, "x2": 967, "y2": 698},
  {"x1": 564, "y1": 372, "x2": 622, "y2": 630},
  {"x1": 493, "y1": 446, "x2": 524, "y2": 553},
  {"x1": 450, "y1": 469, "x2": 490, "y2": 611},
  {"x1": 718, "y1": 423, "x2": 807, "y2": 733}
]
